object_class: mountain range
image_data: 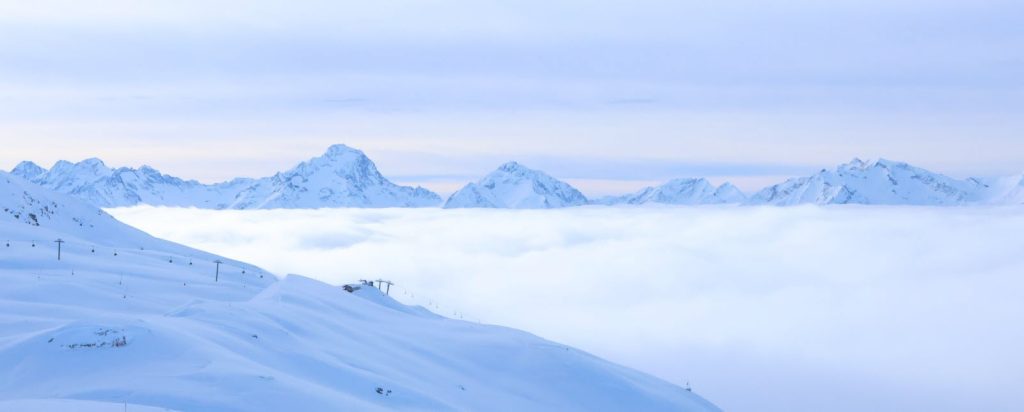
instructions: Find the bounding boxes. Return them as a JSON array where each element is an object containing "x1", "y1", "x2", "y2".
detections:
[
  {"x1": 8, "y1": 147, "x2": 1024, "y2": 209},
  {"x1": 746, "y1": 158, "x2": 1020, "y2": 206},
  {"x1": 10, "y1": 145, "x2": 441, "y2": 209}
]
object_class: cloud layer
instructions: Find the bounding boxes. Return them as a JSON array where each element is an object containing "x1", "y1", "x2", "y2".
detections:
[{"x1": 109, "y1": 205, "x2": 1024, "y2": 411}]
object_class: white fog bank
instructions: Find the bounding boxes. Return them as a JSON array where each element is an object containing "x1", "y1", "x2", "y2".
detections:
[{"x1": 109, "y1": 205, "x2": 1024, "y2": 412}]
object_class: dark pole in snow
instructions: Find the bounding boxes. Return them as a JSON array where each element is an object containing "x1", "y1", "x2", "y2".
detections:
[
  {"x1": 375, "y1": 279, "x2": 393, "y2": 295},
  {"x1": 214, "y1": 260, "x2": 222, "y2": 282},
  {"x1": 54, "y1": 238, "x2": 65, "y2": 260}
]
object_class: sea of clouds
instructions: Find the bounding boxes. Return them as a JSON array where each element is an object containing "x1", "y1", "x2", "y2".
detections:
[{"x1": 109, "y1": 205, "x2": 1024, "y2": 412}]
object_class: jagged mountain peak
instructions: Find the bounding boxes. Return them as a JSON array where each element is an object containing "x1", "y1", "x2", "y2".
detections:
[
  {"x1": 11, "y1": 160, "x2": 46, "y2": 180},
  {"x1": 748, "y1": 158, "x2": 984, "y2": 205},
  {"x1": 48, "y1": 158, "x2": 112, "y2": 176},
  {"x1": 228, "y1": 144, "x2": 441, "y2": 209},
  {"x1": 291, "y1": 144, "x2": 379, "y2": 177},
  {"x1": 444, "y1": 162, "x2": 588, "y2": 209},
  {"x1": 596, "y1": 178, "x2": 745, "y2": 206},
  {"x1": 496, "y1": 161, "x2": 530, "y2": 174},
  {"x1": 78, "y1": 157, "x2": 108, "y2": 168},
  {"x1": 323, "y1": 143, "x2": 363, "y2": 157}
]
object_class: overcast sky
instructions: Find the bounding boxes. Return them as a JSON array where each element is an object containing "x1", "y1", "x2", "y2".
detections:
[{"x1": 1, "y1": 0, "x2": 1022, "y2": 195}]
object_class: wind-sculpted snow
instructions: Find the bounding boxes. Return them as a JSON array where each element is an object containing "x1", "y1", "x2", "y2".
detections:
[
  {"x1": 0, "y1": 178, "x2": 717, "y2": 411},
  {"x1": 444, "y1": 161, "x2": 588, "y2": 208},
  {"x1": 11, "y1": 145, "x2": 440, "y2": 209},
  {"x1": 110, "y1": 205, "x2": 1024, "y2": 412}
]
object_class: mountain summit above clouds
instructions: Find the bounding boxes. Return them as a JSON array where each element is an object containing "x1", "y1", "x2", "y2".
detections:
[
  {"x1": 226, "y1": 144, "x2": 442, "y2": 208},
  {"x1": 443, "y1": 162, "x2": 588, "y2": 209},
  {"x1": 596, "y1": 178, "x2": 745, "y2": 205},
  {"x1": 745, "y1": 158, "x2": 998, "y2": 206},
  {"x1": 10, "y1": 145, "x2": 441, "y2": 209}
]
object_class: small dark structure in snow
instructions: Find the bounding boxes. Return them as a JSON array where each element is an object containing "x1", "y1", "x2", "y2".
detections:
[{"x1": 343, "y1": 284, "x2": 361, "y2": 293}]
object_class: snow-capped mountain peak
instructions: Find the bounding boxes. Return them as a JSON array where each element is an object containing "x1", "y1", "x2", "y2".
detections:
[
  {"x1": 227, "y1": 145, "x2": 441, "y2": 209},
  {"x1": 323, "y1": 143, "x2": 361, "y2": 157},
  {"x1": 496, "y1": 160, "x2": 530, "y2": 174},
  {"x1": 444, "y1": 162, "x2": 588, "y2": 209},
  {"x1": 747, "y1": 158, "x2": 986, "y2": 205},
  {"x1": 10, "y1": 161, "x2": 46, "y2": 180},
  {"x1": 596, "y1": 178, "x2": 746, "y2": 206}
]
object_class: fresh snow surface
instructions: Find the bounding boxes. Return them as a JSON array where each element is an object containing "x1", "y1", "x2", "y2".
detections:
[
  {"x1": 975, "y1": 174, "x2": 1024, "y2": 204},
  {"x1": 0, "y1": 399, "x2": 179, "y2": 412},
  {"x1": 10, "y1": 145, "x2": 441, "y2": 209},
  {"x1": 444, "y1": 162, "x2": 588, "y2": 209},
  {"x1": 595, "y1": 179, "x2": 745, "y2": 205},
  {"x1": 0, "y1": 173, "x2": 718, "y2": 412}
]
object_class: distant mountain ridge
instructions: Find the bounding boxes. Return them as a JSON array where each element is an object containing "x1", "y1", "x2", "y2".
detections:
[
  {"x1": 8, "y1": 151, "x2": 1024, "y2": 209},
  {"x1": 745, "y1": 158, "x2": 1009, "y2": 206},
  {"x1": 11, "y1": 145, "x2": 441, "y2": 209},
  {"x1": 595, "y1": 178, "x2": 746, "y2": 205}
]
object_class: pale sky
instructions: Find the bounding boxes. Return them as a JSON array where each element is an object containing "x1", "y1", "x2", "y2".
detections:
[{"x1": 0, "y1": 0, "x2": 1022, "y2": 196}]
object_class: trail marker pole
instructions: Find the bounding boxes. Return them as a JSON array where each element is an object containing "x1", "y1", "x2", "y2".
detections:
[
  {"x1": 214, "y1": 260, "x2": 223, "y2": 282},
  {"x1": 54, "y1": 239, "x2": 65, "y2": 260}
]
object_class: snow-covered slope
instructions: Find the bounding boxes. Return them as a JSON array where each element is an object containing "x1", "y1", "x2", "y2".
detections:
[
  {"x1": 747, "y1": 158, "x2": 989, "y2": 206},
  {"x1": 0, "y1": 174, "x2": 717, "y2": 411},
  {"x1": 597, "y1": 179, "x2": 745, "y2": 205},
  {"x1": 444, "y1": 162, "x2": 588, "y2": 209},
  {"x1": 227, "y1": 144, "x2": 441, "y2": 209},
  {"x1": 1, "y1": 171, "x2": 205, "y2": 247},
  {"x1": 10, "y1": 145, "x2": 440, "y2": 209},
  {"x1": 975, "y1": 174, "x2": 1024, "y2": 205}
]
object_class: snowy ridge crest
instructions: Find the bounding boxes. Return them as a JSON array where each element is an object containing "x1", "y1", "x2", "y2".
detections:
[
  {"x1": 595, "y1": 178, "x2": 746, "y2": 205},
  {"x1": 9, "y1": 153, "x2": 1024, "y2": 209},
  {"x1": 745, "y1": 158, "x2": 997, "y2": 206},
  {"x1": 11, "y1": 145, "x2": 441, "y2": 209},
  {"x1": 443, "y1": 161, "x2": 588, "y2": 209}
]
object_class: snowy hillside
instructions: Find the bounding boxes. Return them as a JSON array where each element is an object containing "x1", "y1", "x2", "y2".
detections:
[
  {"x1": 444, "y1": 162, "x2": 588, "y2": 209},
  {"x1": 1, "y1": 171, "x2": 206, "y2": 247},
  {"x1": 596, "y1": 178, "x2": 745, "y2": 205},
  {"x1": 747, "y1": 158, "x2": 991, "y2": 206},
  {"x1": 10, "y1": 145, "x2": 440, "y2": 209},
  {"x1": 0, "y1": 173, "x2": 718, "y2": 411},
  {"x1": 975, "y1": 174, "x2": 1024, "y2": 205},
  {"x1": 227, "y1": 144, "x2": 441, "y2": 209}
]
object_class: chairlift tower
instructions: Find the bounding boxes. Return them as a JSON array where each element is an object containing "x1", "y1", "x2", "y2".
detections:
[
  {"x1": 214, "y1": 260, "x2": 223, "y2": 282},
  {"x1": 54, "y1": 238, "x2": 65, "y2": 260}
]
